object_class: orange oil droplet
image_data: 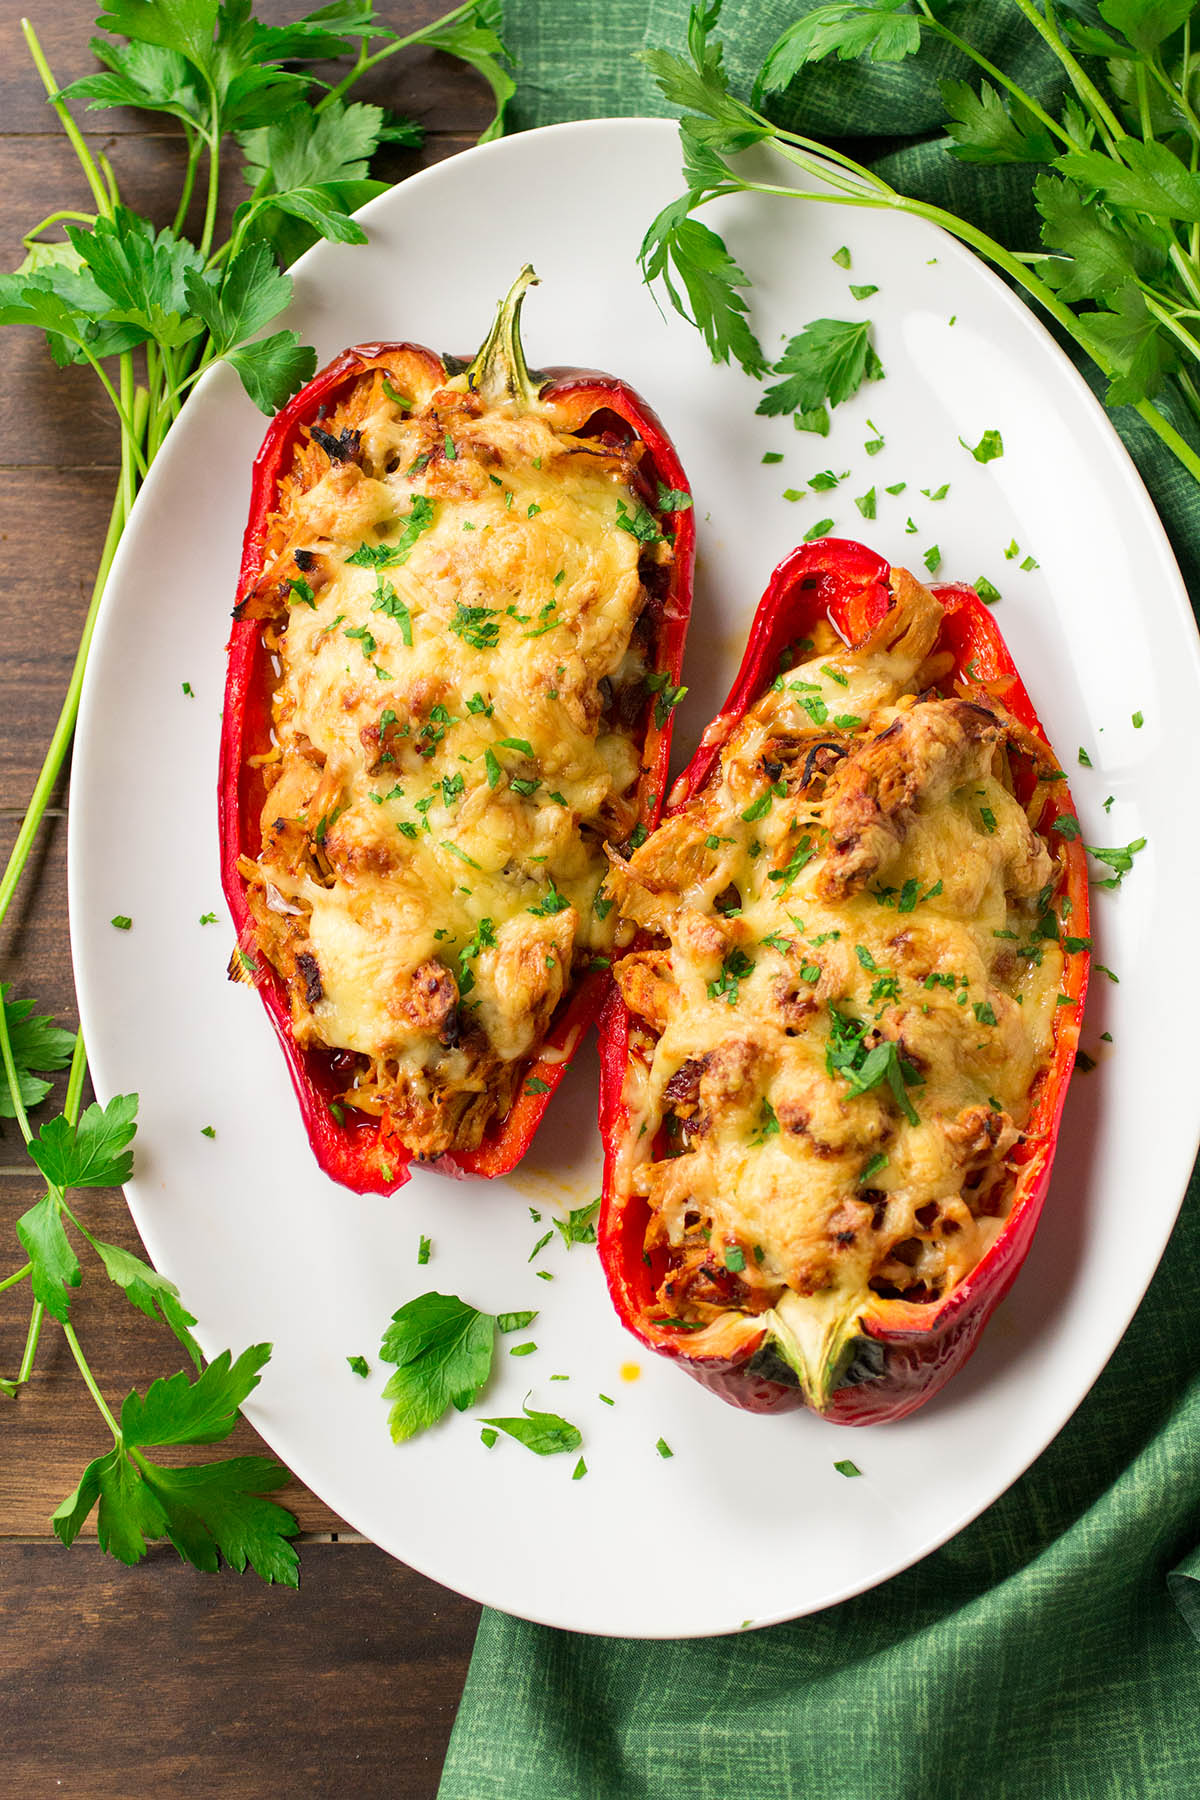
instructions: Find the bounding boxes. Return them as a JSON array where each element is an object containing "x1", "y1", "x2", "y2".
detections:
[{"x1": 619, "y1": 1362, "x2": 641, "y2": 1383}]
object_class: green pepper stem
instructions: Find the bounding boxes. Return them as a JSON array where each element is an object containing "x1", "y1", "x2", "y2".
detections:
[{"x1": 461, "y1": 265, "x2": 543, "y2": 410}]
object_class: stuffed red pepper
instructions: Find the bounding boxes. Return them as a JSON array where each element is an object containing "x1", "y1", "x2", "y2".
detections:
[
  {"x1": 221, "y1": 268, "x2": 694, "y2": 1195},
  {"x1": 598, "y1": 539, "x2": 1089, "y2": 1424}
]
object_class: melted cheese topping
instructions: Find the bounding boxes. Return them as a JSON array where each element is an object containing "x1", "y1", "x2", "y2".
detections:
[
  {"x1": 608, "y1": 572, "x2": 1067, "y2": 1398},
  {"x1": 245, "y1": 373, "x2": 666, "y2": 1155}
]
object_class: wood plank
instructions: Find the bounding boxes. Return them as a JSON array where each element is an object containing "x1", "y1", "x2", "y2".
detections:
[
  {"x1": 0, "y1": 0, "x2": 498, "y2": 135},
  {"x1": 0, "y1": 1542, "x2": 479, "y2": 1798}
]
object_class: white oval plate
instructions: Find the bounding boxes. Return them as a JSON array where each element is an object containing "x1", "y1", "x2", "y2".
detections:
[{"x1": 70, "y1": 118, "x2": 1200, "y2": 1639}]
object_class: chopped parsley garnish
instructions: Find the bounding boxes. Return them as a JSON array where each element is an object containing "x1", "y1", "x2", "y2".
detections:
[
  {"x1": 655, "y1": 1438, "x2": 674, "y2": 1460},
  {"x1": 440, "y1": 840, "x2": 480, "y2": 869},
  {"x1": 525, "y1": 1076, "x2": 551, "y2": 1096},
  {"x1": 725, "y1": 1245, "x2": 747, "y2": 1273},
  {"x1": 804, "y1": 517, "x2": 834, "y2": 541},
  {"x1": 708, "y1": 948, "x2": 755, "y2": 1007},
  {"x1": 456, "y1": 917, "x2": 497, "y2": 996},
  {"x1": 974, "y1": 575, "x2": 1001, "y2": 605},
  {"x1": 858, "y1": 1153, "x2": 888, "y2": 1185},
  {"x1": 1052, "y1": 814, "x2": 1081, "y2": 839},
  {"x1": 656, "y1": 483, "x2": 693, "y2": 510},
  {"x1": 922, "y1": 483, "x2": 950, "y2": 501},
  {"x1": 809, "y1": 470, "x2": 841, "y2": 491},
  {"x1": 418, "y1": 1236, "x2": 431, "y2": 1265},
  {"x1": 110, "y1": 915, "x2": 132, "y2": 931},
  {"x1": 762, "y1": 451, "x2": 784, "y2": 464},
  {"x1": 1085, "y1": 838, "x2": 1147, "y2": 888},
  {"x1": 593, "y1": 889, "x2": 614, "y2": 921},
  {"x1": 961, "y1": 429, "x2": 1004, "y2": 463},
  {"x1": 615, "y1": 496, "x2": 663, "y2": 543},
  {"x1": 554, "y1": 1200, "x2": 600, "y2": 1248},
  {"x1": 973, "y1": 1000, "x2": 998, "y2": 1026},
  {"x1": 371, "y1": 577, "x2": 412, "y2": 645},
  {"x1": 834, "y1": 1459, "x2": 862, "y2": 1478},
  {"x1": 1132, "y1": 710, "x2": 1144, "y2": 729},
  {"x1": 751, "y1": 1099, "x2": 780, "y2": 1146},
  {"x1": 286, "y1": 576, "x2": 315, "y2": 607},
  {"x1": 825, "y1": 1007, "x2": 923, "y2": 1126},
  {"x1": 923, "y1": 545, "x2": 941, "y2": 575},
  {"x1": 529, "y1": 881, "x2": 571, "y2": 917},
  {"x1": 450, "y1": 602, "x2": 500, "y2": 650},
  {"x1": 1095, "y1": 963, "x2": 1119, "y2": 983},
  {"x1": 821, "y1": 664, "x2": 849, "y2": 687},
  {"x1": 767, "y1": 836, "x2": 815, "y2": 887},
  {"x1": 979, "y1": 807, "x2": 997, "y2": 834},
  {"x1": 646, "y1": 670, "x2": 688, "y2": 728},
  {"x1": 855, "y1": 486, "x2": 876, "y2": 519}
]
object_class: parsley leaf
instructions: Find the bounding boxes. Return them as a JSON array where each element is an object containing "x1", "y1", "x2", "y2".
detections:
[
  {"x1": 53, "y1": 1346, "x2": 298, "y2": 1584},
  {"x1": 378, "y1": 1292, "x2": 496, "y2": 1443},
  {"x1": 0, "y1": 987, "x2": 74, "y2": 1118},
  {"x1": 29, "y1": 1092, "x2": 137, "y2": 1191},
  {"x1": 758, "y1": 317, "x2": 883, "y2": 418},
  {"x1": 480, "y1": 1398, "x2": 582, "y2": 1456}
]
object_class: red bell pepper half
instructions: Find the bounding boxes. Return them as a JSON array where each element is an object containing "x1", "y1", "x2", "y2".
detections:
[
  {"x1": 220, "y1": 271, "x2": 694, "y2": 1195},
  {"x1": 597, "y1": 538, "x2": 1090, "y2": 1424}
]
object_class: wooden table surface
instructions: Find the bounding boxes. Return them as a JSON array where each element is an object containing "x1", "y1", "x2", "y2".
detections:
[{"x1": 0, "y1": 5, "x2": 491, "y2": 1791}]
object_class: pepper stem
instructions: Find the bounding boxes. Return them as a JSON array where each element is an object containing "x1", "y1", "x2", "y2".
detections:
[
  {"x1": 461, "y1": 265, "x2": 543, "y2": 410},
  {"x1": 768, "y1": 1288, "x2": 861, "y2": 1412}
]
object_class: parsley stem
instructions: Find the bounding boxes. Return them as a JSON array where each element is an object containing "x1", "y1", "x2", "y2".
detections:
[
  {"x1": 21, "y1": 209, "x2": 96, "y2": 243},
  {"x1": 0, "y1": 1001, "x2": 32, "y2": 1145},
  {"x1": 1141, "y1": 291, "x2": 1200, "y2": 365},
  {"x1": 172, "y1": 124, "x2": 202, "y2": 237},
  {"x1": 1168, "y1": 242, "x2": 1200, "y2": 312},
  {"x1": 1005, "y1": 0, "x2": 1123, "y2": 151},
  {"x1": 20, "y1": 20, "x2": 114, "y2": 221},
  {"x1": 63, "y1": 1028, "x2": 88, "y2": 1127},
  {"x1": 15, "y1": 1300, "x2": 43, "y2": 1387},
  {"x1": 316, "y1": 0, "x2": 480, "y2": 111},
  {"x1": 62, "y1": 1319, "x2": 122, "y2": 1441},
  {"x1": 914, "y1": 2, "x2": 1073, "y2": 148},
  {"x1": 0, "y1": 1263, "x2": 32, "y2": 1298}
]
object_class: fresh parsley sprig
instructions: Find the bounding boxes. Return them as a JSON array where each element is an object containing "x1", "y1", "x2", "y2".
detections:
[
  {"x1": 0, "y1": 0, "x2": 513, "y2": 1583},
  {"x1": 640, "y1": 0, "x2": 1200, "y2": 484}
]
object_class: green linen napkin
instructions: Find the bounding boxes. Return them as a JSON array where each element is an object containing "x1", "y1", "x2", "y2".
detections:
[{"x1": 439, "y1": 5, "x2": 1200, "y2": 1794}]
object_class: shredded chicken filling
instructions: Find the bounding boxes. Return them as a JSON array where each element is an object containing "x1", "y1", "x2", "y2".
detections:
[
  {"x1": 238, "y1": 360, "x2": 672, "y2": 1156},
  {"x1": 607, "y1": 571, "x2": 1067, "y2": 1344}
]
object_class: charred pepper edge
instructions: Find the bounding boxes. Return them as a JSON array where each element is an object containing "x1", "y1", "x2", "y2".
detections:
[
  {"x1": 597, "y1": 539, "x2": 1090, "y2": 1425},
  {"x1": 219, "y1": 327, "x2": 695, "y2": 1198}
]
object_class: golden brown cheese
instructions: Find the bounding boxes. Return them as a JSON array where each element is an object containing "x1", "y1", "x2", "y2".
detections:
[
  {"x1": 241, "y1": 368, "x2": 667, "y2": 1155},
  {"x1": 607, "y1": 572, "x2": 1067, "y2": 1380}
]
